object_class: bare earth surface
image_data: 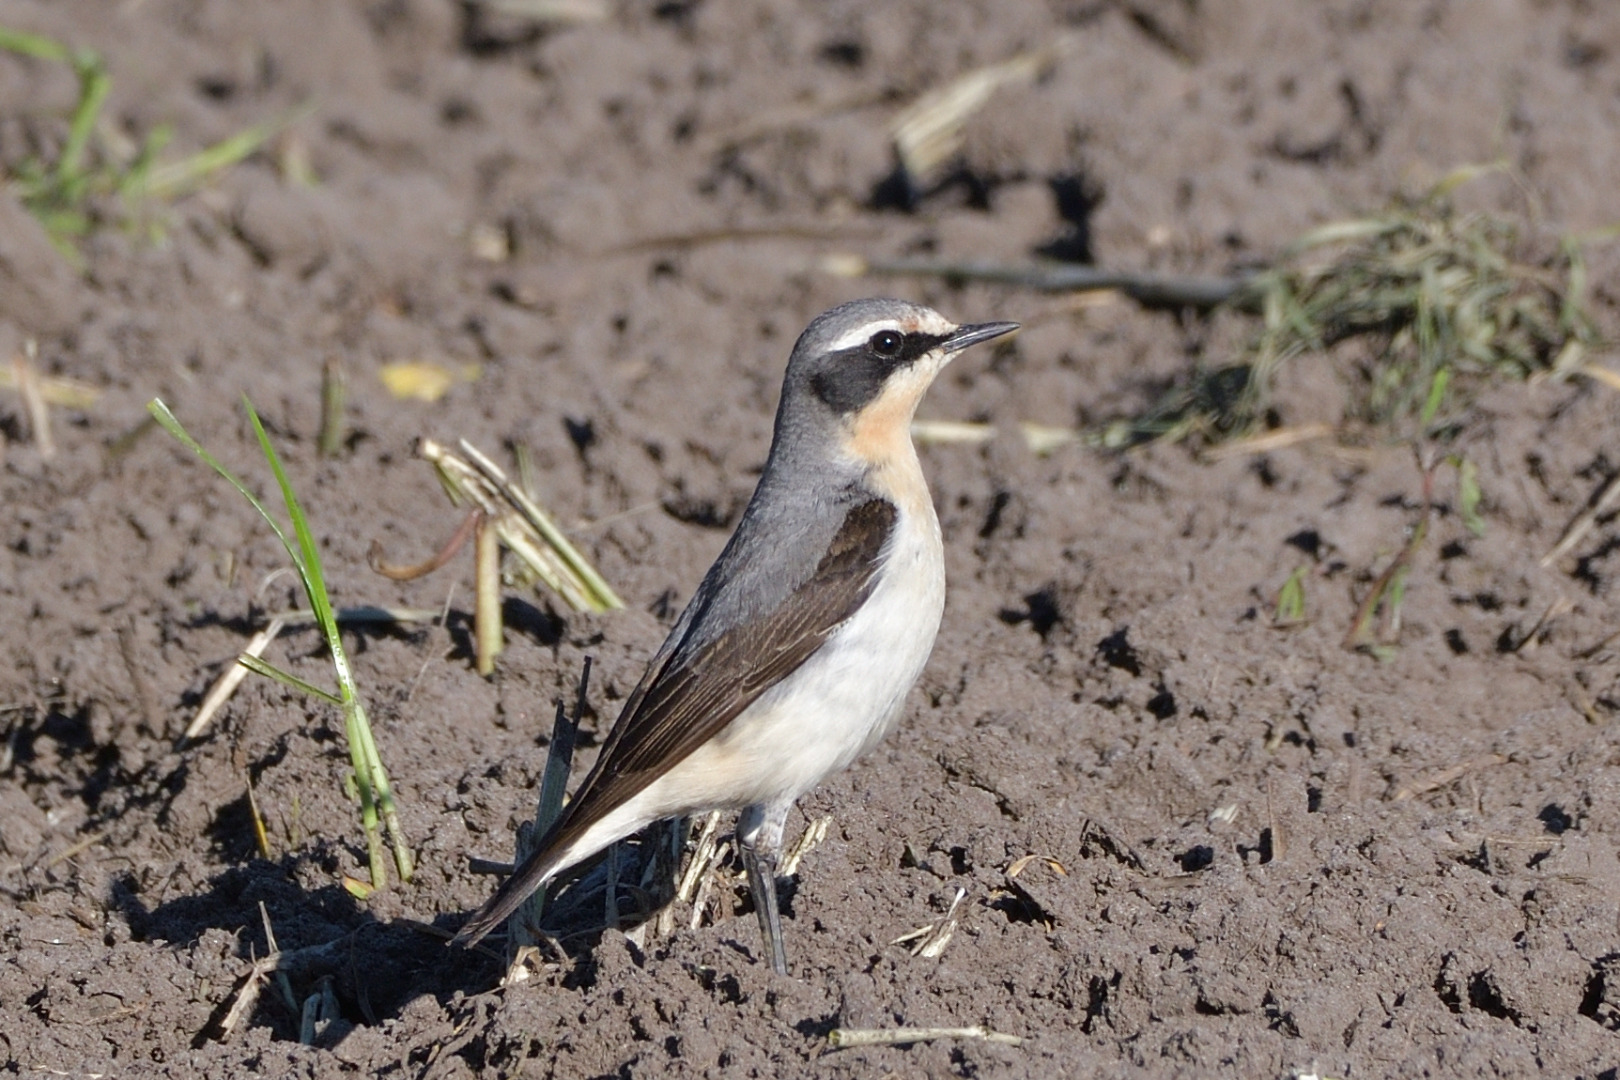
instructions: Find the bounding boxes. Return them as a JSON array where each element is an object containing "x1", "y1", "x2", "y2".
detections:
[{"x1": 5, "y1": 1, "x2": 1620, "y2": 1076}]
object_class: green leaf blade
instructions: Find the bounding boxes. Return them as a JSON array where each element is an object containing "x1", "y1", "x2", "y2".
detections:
[{"x1": 236, "y1": 654, "x2": 343, "y2": 706}]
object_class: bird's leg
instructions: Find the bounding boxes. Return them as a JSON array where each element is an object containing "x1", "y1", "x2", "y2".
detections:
[
  {"x1": 737, "y1": 802, "x2": 792, "y2": 975},
  {"x1": 743, "y1": 846, "x2": 787, "y2": 976}
]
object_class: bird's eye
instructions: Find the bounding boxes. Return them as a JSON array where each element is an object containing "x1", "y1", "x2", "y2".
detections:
[{"x1": 869, "y1": 330, "x2": 903, "y2": 357}]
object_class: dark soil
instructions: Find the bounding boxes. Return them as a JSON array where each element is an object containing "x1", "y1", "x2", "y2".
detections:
[{"x1": 5, "y1": 1, "x2": 1620, "y2": 1076}]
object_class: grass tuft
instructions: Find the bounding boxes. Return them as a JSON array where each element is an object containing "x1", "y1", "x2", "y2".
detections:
[
  {"x1": 0, "y1": 26, "x2": 298, "y2": 255},
  {"x1": 1120, "y1": 167, "x2": 1601, "y2": 446},
  {"x1": 149, "y1": 396, "x2": 413, "y2": 890}
]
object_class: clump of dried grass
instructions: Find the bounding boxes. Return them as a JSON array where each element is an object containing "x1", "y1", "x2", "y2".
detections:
[{"x1": 1115, "y1": 170, "x2": 1602, "y2": 446}]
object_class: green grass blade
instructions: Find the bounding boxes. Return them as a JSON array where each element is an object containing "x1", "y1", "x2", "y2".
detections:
[
  {"x1": 241, "y1": 398, "x2": 339, "y2": 665},
  {"x1": 1275, "y1": 566, "x2": 1307, "y2": 625},
  {"x1": 0, "y1": 26, "x2": 73, "y2": 63},
  {"x1": 148, "y1": 400, "x2": 309, "y2": 586},
  {"x1": 1420, "y1": 367, "x2": 1450, "y2": 428},
  {"x1": 117, "y1": 125, "x2": 174, "y2": 203},
  {"x1": 236, "y1": 654, "x2": 343, "y2": 706},
  {"x1": 146, "y1": 102, "x2": 314, "y2": 199},
  {"x1": 145, "y1": 117, "x2": 276, "y2": 199},
  {"x1": 59, "y1": 55, "x2": 109, "y2": 184},
  {"x1": 1457, "y1": 457, "x2": 1485, "y2": 537}
]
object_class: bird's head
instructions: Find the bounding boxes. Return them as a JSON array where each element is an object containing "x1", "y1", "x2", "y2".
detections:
[{"x1": 779, "y1": 297, "x2": 1018, "y2": 468}]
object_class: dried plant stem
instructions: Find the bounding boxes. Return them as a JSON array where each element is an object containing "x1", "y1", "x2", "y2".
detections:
[
  {"x1": 12, "y1": 346, "x2": 54, "y2": 459},
  {"x1": 1201, "y1": 423, "x2": 1334, "y2": 462},
  {"x1": 509, "y1": 658, "x2": 589, "y2": 951},
  {"x1": 0, "y1": 355, "x2": 98, "y2": 407},
  {"x1": 258, "y1": 902, "x2": 297, "y2": 1012},
  {"x1": 207, "y1": 933, "x2": 358, "y2": 1043},
  {"x1": 828, "y1": 1025, "x2": 1024, "y2": 1050},
  {"x1": 181, "y1": 615, "x2": 287, "y2": 746},
  {"x1": 890, "y1": 33, "x2": 1079, "y2": 185},
  {"x1": 246, "y1": 780, "x2": 272, "y2": 859},
  {"x1": 44, "y1": 828, "x2": 108, "y2": 869},
  {"x1": 910, "y1": 419, "x2": 996, "y2": 445},
  {"x1": 1392, "y1": 754, "x2": 1509, "y2": 802},
  {"x1": 890, "y1": 886, "x2": 967, "y2": 958},
  {"x1": 778, "y1": 815, "x2": 830, "y2": 877},
  {"x1": 474, "y1": 514, "x2": 502, "y2": 676},
  {"x1": 318, "y1": 356, "x2": 345, "y2": 458},
  {"x1": 1576, "y1": 361, "x2": 1620, "y2": 393},
  {"x1": 659, "y1": 809, "x2": 725, "y2": 936},
  {"x1": 1540, "y1": 469, "x2": 1620, "y2": 567}
]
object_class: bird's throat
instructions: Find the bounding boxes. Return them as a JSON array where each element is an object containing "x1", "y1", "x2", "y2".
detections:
[{"x1": 844, "y1": 368, "x2": 938, "y2": 519}]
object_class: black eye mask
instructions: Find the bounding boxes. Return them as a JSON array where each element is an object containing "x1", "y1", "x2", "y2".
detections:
[{"x1": 810, "y1": 331, "x2": 949, "y2": 414}]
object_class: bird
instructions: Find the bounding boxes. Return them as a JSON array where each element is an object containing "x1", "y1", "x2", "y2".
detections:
[{"x1": 453, "y1": 297, "x2": 1018, "y2": 973}]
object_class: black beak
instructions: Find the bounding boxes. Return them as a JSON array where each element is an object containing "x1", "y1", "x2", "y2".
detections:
[{"x1": 943, "y1": 321, "x2": 1020, "y2": 353}]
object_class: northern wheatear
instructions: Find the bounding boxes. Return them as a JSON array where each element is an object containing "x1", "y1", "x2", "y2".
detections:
[{"x1": 454, "y1": 298, "x2": 1018, "y2": 973}]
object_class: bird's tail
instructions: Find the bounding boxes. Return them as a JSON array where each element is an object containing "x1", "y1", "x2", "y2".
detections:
[{"x1": 451, "y1": 841, "x2": 569, "y2": 948}]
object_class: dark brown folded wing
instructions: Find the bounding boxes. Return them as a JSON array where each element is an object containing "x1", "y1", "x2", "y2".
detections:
[{"x1": 454, "y1": 497, "x2": 895, "y2": 946}]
